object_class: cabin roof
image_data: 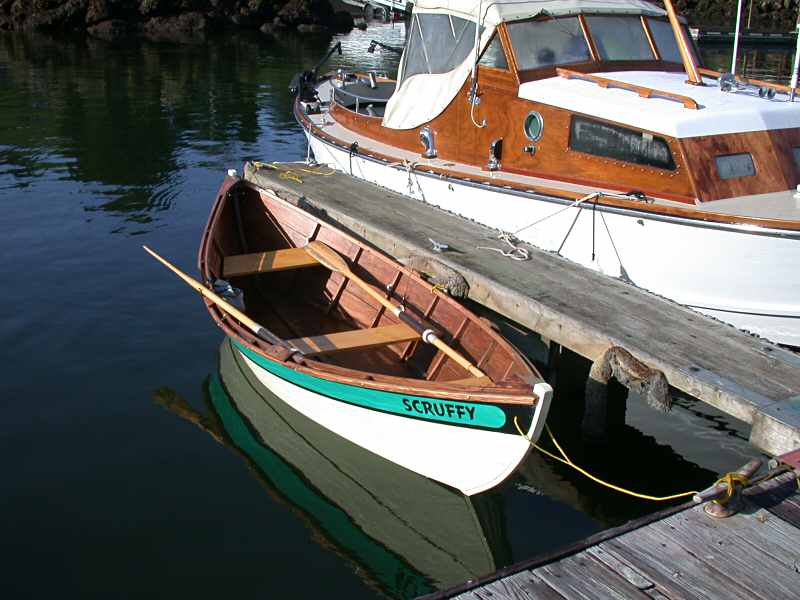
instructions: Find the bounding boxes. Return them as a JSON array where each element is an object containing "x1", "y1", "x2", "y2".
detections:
[
  {"x1": 517, "y1": 71, "x2": 800, "y2": 138},
  {"x1": 412, "y1": 0, "x2": 666, "y2": 25}
]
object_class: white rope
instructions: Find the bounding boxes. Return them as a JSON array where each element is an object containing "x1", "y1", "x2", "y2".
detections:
[
  {"x1": 478, "y1": 233, "x2": 530, "y2": 261},
  {"x1": 511, "y1": 192, "x2": 600, "y2": 236}
]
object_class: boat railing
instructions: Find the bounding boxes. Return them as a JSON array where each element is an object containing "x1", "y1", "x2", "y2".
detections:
[
  {"x1": 333, "y1": 80, "x2": 395, "y2": 116},
  {"x1": 697, "y1": 67, "x2": 795, "y2": 94},
  {"x1": 555, "y1": 68, "x2": 701, "y2": 110}
]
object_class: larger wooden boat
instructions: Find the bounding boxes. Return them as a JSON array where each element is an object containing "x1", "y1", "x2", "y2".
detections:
[
  {"x1": 294, "y1": 0, "x2": 800, "y2": 346},
  {"x1": 197, "y1": 174, "x2": 553, "y2": 495}
]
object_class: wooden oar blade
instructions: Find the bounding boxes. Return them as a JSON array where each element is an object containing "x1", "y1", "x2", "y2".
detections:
[{"x1": 304, "y1": 240, "x2": 351, "y2": 275}]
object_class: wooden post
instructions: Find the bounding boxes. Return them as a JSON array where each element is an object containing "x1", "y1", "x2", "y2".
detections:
[
  {"x1": 582, "y1": 346, "x2": 671, "y2": 443},
  {"x1": 663, "y1": 0, "x2": 704, "y2": 85}
]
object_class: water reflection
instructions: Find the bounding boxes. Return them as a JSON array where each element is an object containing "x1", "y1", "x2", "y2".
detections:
[
  {"x1": 0, "y1": 25, "x2": 403, "y2": 230},
  {"x1": 700, "y1": 44, "x2": 796, "y2": 83},
  {"x1": 156, "y1": 338, "x2": 510, "y2": 598}
]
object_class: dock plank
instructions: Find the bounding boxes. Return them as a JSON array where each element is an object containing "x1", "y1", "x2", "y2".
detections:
[
  {"x1": 535, "y1": 554, "x2": 649, "y2": 599},
  {"x1": 244, "y1": 163, "x2": 800, "y2": 456},
  {"x1": 455, "y1": 572, "x2": 564, "y2": 600}
]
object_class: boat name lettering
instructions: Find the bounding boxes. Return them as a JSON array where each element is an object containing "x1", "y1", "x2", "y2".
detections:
[{"x1": 401, "y1": 398, "x2": 476, "y2": 421}]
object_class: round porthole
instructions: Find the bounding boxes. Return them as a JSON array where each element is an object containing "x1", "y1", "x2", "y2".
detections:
[{"x1": 523, "y1": 111, "x2": 544, "y2": 142}]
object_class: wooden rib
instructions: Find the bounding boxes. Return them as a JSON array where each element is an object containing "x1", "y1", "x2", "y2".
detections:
[
  {"x1": 448, "y1": 375, "x2": 493, "y2": 386},
  {"x1": 698, "y1": 67, "x2": 795, "y2": 94},
  {"x1": 288, "y1": 323, "x2": 419, "y2": 356},
  {"x1": 369, "y1": 270, "x2": 403, "y2": 328},
  {"x1": 326, "y1": 247, "x2": 362, "y2": 314},
  {"x1": 476, "y1": 340, "x2": 498, "y2": 371},
  {"x1": 401, "y1": 293, "x2": 440, "y2": 361},
  {"x1": 223, "y1": 248, "x2": 318, "y2": 277},
  {"x1": 556, "y1": 68, "x2": 700, "y2": 109},
  {"x1": 427, "y1": 318, "x2": 470, "y2": 381}
]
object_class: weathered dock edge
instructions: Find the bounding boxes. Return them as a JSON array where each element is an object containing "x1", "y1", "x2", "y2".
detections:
[
  {"x1": 422, "y1": 470, "x2": 800, "y2": 600},
  {"x1": 243, "y1": 161, "x2": 800, "y2": 456}
]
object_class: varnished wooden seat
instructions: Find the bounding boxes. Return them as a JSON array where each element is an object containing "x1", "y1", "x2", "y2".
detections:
[
  {"x1": 223, "y1": 248, "x2": 318, "y2": 278},
  {"x1": 288, "y1": 323, "x2": 419, "y2": 356}
]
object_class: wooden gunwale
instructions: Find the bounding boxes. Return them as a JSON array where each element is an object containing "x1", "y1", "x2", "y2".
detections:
[
  {"x1": 298, "y1": 102, "x2": 800, "y2": 232},
  {"x1": 198, "y1": 177, "x2": 539, "y2": 406}
]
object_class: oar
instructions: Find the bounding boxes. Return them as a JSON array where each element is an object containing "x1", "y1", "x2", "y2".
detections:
[
  {"x1": 142, "y1": 245, "x2": 296, "y2": 353},
  {"x1": 305, "y1": 240, "x2": 485, "y2": 377}
]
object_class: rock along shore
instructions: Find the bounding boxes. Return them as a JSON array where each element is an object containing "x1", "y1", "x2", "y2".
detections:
[
  {"x1": 0, "y1": 0, "x2": 356, "y2": 41},
  {"x1": 2, "y1": 1, "x2": 800, "y2": 40}
]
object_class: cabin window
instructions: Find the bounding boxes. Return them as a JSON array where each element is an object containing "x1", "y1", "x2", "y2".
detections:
[
  {"x1": 479, "y1": 34, "x2": 508, "y2": 70},
  {"x1": 401, "y1": 14, "x2": 478, "y2": 81},
  {"x1": 646, "y1": 18, "x2": 683, "y2": 63},
  {"x1": 715, "y1": 154, "x2": 756, "y2": 179},
  {"x1": 507, "y1": 17, "x2": 591, "y2": 70},
  {"x1": 585, "y1": 16, "x2": 654, "y2": 61},
  {"x1": 569, "y1": 117, "x2": 676, "y2": 171},
  {"x1": 792, "y1": 147, "x2": 800, "y2": 169}
]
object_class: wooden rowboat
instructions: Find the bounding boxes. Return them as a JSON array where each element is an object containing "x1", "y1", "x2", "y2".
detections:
[{"x1": 196, "y1": 173, "x2": 553, "y2": 495}]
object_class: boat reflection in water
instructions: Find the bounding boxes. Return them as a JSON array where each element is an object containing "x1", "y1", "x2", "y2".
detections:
[{"x1": 156, "y1": 338, "x2": 511, "y2": 598}]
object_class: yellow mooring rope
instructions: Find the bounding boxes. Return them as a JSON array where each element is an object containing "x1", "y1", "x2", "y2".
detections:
[
  {"x1": 253, "y1": 161, "x2": 335, "y2": 184},
  {"x1": 513, "y1": 417, "x2": 699, "y2": 502},
  {"x1": 710, "y1": 472, "x2": 750, "y2": 505}
]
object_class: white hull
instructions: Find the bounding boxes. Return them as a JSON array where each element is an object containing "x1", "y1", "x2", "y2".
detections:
[
  {"x1": 306, "y1": 132, "x2": 800, "y2": 346},
  {"x1": 237, "y1": 349, "x2": 552, "y2": 496}
]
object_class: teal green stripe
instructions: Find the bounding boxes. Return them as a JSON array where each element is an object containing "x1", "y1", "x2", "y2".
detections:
[
  {"x1": 233, "y1": 340, "x2": 506, "y2": 429},
  {"x1": 208, "y1": 373, "x2": 433, "y2": 598}
]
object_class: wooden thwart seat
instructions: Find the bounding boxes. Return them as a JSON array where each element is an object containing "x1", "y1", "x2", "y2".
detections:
[
  {"x1": 223, "y1": 248, "x2": 318, "y2": 278},
  {"x1": 289, "y1": 323, "x2": 419, "y2": 356}
]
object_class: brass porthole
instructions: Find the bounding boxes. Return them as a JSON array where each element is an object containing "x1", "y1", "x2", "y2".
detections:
[{"x1": 523, "y1": 111, "x2": 544, "y2": 142}]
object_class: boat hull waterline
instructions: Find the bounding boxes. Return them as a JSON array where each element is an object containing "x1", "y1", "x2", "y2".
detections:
[
  {"x1": 234, "y1": 339, "x2": 553, "y2": 496},
  {"x1": 303, "y1": 129, "x2": 800, "y2": 346}
]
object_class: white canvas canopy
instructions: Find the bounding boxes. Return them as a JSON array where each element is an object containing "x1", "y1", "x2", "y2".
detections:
[{"x1": 382, "y1": 0, "x2": 667, "y2": 129}]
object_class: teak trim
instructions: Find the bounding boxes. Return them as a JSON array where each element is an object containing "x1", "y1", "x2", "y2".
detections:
[{"x1": 556, "y1": 68, "x2": 700, "y2": 109}]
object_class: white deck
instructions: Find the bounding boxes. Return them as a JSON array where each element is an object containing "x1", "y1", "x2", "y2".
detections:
[{"x1": 518, "y1": 71, "x2": 800, "y2": 138}]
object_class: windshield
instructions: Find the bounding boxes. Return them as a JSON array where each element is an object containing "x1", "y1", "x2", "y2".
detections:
[
  {"x1": 401, "y1": 13, "x2": 478, "y2": 82},
  {"x1": 585, "y1": 16, "x2": 653, "y2": 61},
  {"x1": 507, "y1": 17, "x2": 591, "y2": 70},
  {"x1": 646, "y1": 18, "x2": 682, "y2": 63}
]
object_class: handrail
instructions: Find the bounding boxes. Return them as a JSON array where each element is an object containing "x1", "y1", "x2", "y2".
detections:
[
  {"x1": 556, "y1": 68, "x2": 700, "y2": 110},
  {"x1": 698, "y1": 67, "x2": 794, "y2": 94}
]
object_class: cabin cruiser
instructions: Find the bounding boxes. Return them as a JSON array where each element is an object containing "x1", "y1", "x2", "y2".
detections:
[{"x1": 293, "y1": 0, "x2": 800, "y2": 346}]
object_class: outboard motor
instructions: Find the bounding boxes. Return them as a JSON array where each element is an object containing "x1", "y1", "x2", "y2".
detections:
[{"x1": 288, "y1": 70, "x2": 319, "y2": 102}]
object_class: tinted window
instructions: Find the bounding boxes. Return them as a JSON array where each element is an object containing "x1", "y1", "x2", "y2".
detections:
[
  {"x1": 479, "y1": 34, "x2": 508, "y2": 69},
  {"x1": 586, "y1": 16, "x2": 654, "y2": 61},
  {"x1": 570, "y1": 117, "x2": 676, "y2": 170},
  {"x1": 507, "y1": 17, "x2": 591, "y2": 70},
  {"x1": 646, "y1": 18, "x2": 682, "y2": 63},
  {"x1": 716, "y1": 154, "x2": 755, "y2": 179}
]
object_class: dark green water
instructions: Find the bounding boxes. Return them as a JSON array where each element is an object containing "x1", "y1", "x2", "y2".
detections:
[{"x1": 0, "y1": 25, "x2": 780, "y2": 599}]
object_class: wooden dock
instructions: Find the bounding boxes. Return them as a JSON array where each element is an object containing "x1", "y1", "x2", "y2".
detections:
[
  {"x1": 422, "y1": 469, "x2": 800, "y2": 599},
  {"x1": 242, "y1": 162, "x2": 800, "y2": 456}
]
